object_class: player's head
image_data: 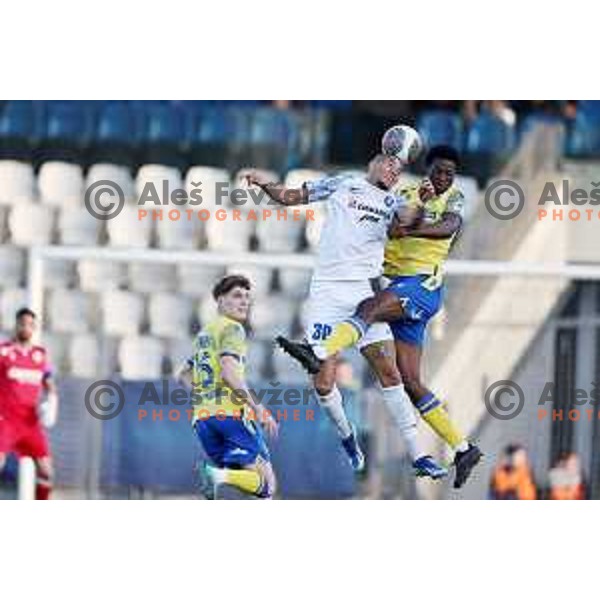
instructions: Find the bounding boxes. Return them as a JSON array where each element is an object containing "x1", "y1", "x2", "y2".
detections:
[
  {"x1": 425, "y1": 145, "x2": 460, "y2": 195},
  {"x1": 15, "y1": 307, "x2": 37, "y2": 343},
  {"x1": 212, "y1": 275, "x2": 252, "y2": 322},
  {"x1": 367, "y1": 153, "x2": 403, "y2": 190}
]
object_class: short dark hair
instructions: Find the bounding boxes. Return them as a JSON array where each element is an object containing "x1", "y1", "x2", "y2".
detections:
[
  {"x1": 212, "y1": 275, "x2": 251, "y2": 300},
  {"x1": 425, "y1": 145, "x2": 461, "y2": 168},
  {"x1": 16, "y1": 307, "x2": 37, "y2": 321}
]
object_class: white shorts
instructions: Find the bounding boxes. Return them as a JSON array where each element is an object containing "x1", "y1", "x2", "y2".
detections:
[{"x1": 303, "y1": 279, "x2": 392, "y2": 351}]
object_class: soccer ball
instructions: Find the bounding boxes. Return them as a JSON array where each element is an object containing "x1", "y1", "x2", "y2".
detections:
[{"x1": 381, "y1": 125, "x2": 423, "y2": 165}]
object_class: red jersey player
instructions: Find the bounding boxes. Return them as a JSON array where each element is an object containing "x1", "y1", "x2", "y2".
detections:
[{"x1": 0, "y1": 308, "x2": 59, "y2": 500}]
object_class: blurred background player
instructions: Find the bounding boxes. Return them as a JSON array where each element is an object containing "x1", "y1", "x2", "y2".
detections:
[
  {"x1": 0, "y1": 308, "x2": 59, "y2": 500},
  {"x1": 177, "y1": 275, "x2": 278, "y2": 499},
  {"x1": 279, "y1": 145, "x2": 482, "y2": 488},
  {"x1": 246, "y1": 155, "x2": 448, "y2": 480}
]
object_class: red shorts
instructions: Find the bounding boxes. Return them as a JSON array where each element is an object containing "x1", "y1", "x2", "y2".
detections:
[{"x1": 0, "y1": 415, "x2": 49, "y2": 459}]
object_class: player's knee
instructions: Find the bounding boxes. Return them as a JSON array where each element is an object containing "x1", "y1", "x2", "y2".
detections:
[
  {"x1": 315, "y1": 382, "x2": 334, "y2": 397},
  {"x1": 356, "y1": 298, "x2": 378, "y2": 324},
  {"x1": 378, "y1": 368, "x2": 402, "y2": 388}
]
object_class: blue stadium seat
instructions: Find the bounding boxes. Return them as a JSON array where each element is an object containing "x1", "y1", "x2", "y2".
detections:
[
  {"x1": 565, "y1": 112, "x2": 597, "y2": 156},
  {"x1": 93, "y1": 100, "x2": 137, "y2": 165},
  {"x1": 133, "y1": 100, "x2": 184, "y2": 167},
  {"x1": 417, "y1": 110, "x2": 463, "y2": 150},
  {"x1": 0, "y1": 100, "x2": 42, "y2": 159},
  {"x1": 96, "y1": 100, "x2": 135, "y2": 145},
  {"x1": 42, "y1": 100, "x2": 95, "y2": 146},
  {"x1": 186, "y1": 104, "x2": 251, "y2": 170},
  {"x1": 249, "y1": 107, "x2": 299, "y2": 172},
  {"x1": 466, "y1": 113, "x2": 516, "y2": 155}
]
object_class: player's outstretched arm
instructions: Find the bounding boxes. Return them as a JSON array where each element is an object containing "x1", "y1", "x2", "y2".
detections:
[{"x1": 245, "y1": 172, "x2": 308, "y2": 206}]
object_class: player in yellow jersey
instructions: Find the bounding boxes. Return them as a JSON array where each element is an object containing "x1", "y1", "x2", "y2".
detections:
[
  {"x1": 177, "y1": 275, "x2": 278, "y2": 499},
  {"x1": 279, "y1": 146, "x2": 482, "y2": 488}
]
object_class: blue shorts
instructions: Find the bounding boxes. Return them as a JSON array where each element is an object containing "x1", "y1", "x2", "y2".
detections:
[
  {"x1": 194, "y1": 415, "x2": 270, "y2": 468},
  {"x1": 386, "y1": 275, "x2": 444, "y2": 347}
]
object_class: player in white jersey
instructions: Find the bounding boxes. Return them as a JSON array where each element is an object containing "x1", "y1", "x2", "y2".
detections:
[{"x1": 246, "y1": 155, "x2": 447, "y2": 480}]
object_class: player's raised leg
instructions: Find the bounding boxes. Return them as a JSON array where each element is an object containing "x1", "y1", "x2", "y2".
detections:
[
  {"x1": 394, "y1": 338, "x2": 482, "y2": 488},
  {"x1": 278, "y1": 289, "x2": 403, "y2": 373},
  {"x1": 360, "y1": 339, "x2": 446, "y2": 480}
]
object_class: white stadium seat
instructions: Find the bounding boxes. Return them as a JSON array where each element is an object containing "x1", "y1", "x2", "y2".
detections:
[
  {"x1": 119, "y1": 335, "x2": 164, "y2": 380},
  {"x1": 43, "y1": 333, "x2": 67, "y2": 375},
  {"x1": 197, "y1": 295, "x2": 219, "y2": 325},
  {"x1": 148, "y1": 293, "x2": 193, "y2": 339},
  {"x1": 86, "y1": 163, "x2": 135, "y2": 202},
  {"x1": 255, "y1": 209, "x2": 305, "y2": 252},
  {"x1": 43, "y1": 259, "x2": 75, "y2": 289},
  {"x1": 106, "y1": 204, "x2": 153, "y2": 248},
  {"x1": 205, "y1": 214, "x2": 253, "y2": 252},
  {"x1": 68, "y1": 334, "x2": 100, "y2": 378},
  {"x1": 0, "y1": 161, "x2": 35, "y2": 205},
  {"x1": 226, "y1": 264, "x2": 273, "y2": 298},
  {"x1": 185, "y1": 166, "x2": 230, "y2": 210},
  {"x1": 278, "y1": 267, "x2": 312, "y2": 299},
  {"x1": 78, "y1": 259, "x2": 125, "y2": 292},
  {"x1": 164, "y1": 337, "x2": 193, "y2": 372},
  {"x1": 58, "y1": 207, "x2": 101, "y2": 246},
  {"x1": 177, "y1": 264, "x2": 224, "y2": 297},
  {"x1": 250, "y1": 295, "x2": 296, "y2": 339},
  {"x1": 128, "y1": 262, "x2": 177, "y2": 293},
  {"x1": 155, "y1": 210, "x2": 197, "y2": 250},
  {"x1": 135, "y1": 164, "x2": 182, "y2": 206},
  {"x1": 101, "y1": 290, "x2": 144, "y2": 336},
  {"x1": 38, "y1": 161, "x2": 84, "y2": 208},
  {"x1": 0, "y1": 246, "x2": 25, "y2": 288},
  {"x1": 0, "y1": 288, "x2": 28, "y2": 331},
  {"x1": 9, "y1": 203, "x2": 54, "y2": 246},
  {"x1": 48, "y1": 289, "x2": 92, "y2": 334}
]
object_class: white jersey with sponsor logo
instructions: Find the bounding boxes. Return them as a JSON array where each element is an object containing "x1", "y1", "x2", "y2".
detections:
[{"x1": 305, "y1": 174, "x2": 406, "y2": 281}]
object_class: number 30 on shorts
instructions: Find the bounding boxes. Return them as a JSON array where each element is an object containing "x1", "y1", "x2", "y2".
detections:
[{"x1": 312, "y1": 322, "x2": 332, "y2": 341}]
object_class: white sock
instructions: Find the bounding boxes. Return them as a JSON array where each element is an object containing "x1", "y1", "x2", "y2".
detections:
[
  {"x1": 316, "y1": 385, "x2": 353, "y2": 439},
  {"x1": 455, "y1": 440, "x2": 470, "y2": 453},
  {"x1": 381, "y1": 384, "x2": 421, "y2": 461}
]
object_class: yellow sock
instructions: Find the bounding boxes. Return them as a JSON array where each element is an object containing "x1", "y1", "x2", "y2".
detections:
[
  {"x1": 415, "y1": 393, "x2": 466, "y2": 450},
  {"x1": 221, "y1": 468, "x2": 263, "y2": 496},
  {"x1": 322, "y1": 320, "x2": 363, "y2": 357}
]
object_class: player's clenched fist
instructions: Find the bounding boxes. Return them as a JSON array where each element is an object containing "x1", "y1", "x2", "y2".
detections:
[
  {"x1": 245, "y1": 171, "x2": 271, "y2": 188},
  {"x1": 418, "y1": 178, "x2": 436, "y2": 202}
]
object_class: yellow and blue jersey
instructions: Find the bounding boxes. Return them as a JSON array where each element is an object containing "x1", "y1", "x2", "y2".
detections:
[
  {"x1": 190, "y1": 314, "x2": 248, "y2": 419},
  {"x1": 383, "y1": 182, "x2": 465, "y2": 346},
  {"x1": 384, "y1": 182, "x2": 465, "y2": 281}
]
